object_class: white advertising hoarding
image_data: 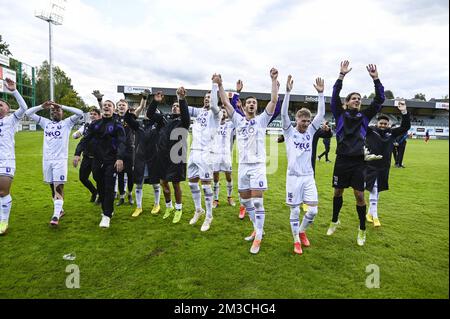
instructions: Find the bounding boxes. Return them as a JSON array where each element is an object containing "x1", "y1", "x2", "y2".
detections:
[{"x1": 435, "y1": 102, "x2": 449, "y2": 110}]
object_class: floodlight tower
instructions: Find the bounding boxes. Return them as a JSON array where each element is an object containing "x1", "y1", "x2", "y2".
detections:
[{"x1": 35, "y1": 0, "x2": 67, "y2": 101}]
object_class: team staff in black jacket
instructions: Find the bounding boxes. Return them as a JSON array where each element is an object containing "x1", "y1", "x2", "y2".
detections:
[
  {"x1": 365, "y1": 100, "x2": 410, "y2": 227},
  {"x1": 78, "y1": 100, "x2": 126, "y2": 228},
  {"x1": 115, "y1": 99, "x2": 135, "y2": 206},
  {"x1": 73, "y1": 108, "x2": 102, "y2": 203},
  {"x1": 124, "y1": 91, "x2": 165, "y2": 217},
  {"x1": 317, "y1": 121, "x2": 333, "y2": 164},
  {"x1": 147, "y1": 87, "x2": 190, "y2": 223}
]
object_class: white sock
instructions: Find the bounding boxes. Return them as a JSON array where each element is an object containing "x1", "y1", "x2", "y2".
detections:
[
  {"x1": 241, "y1": 197, "x2": 256, "y2": 230},
  {"x1": 369, "y1": 181, "x2": 379, "y2": 218},
  {"x1": 253, "y1": 197, "x2": 265, "y2": 240},
  {"x1": 124, "y1": 173, "x2": 128, "y2": 191},
  {"x1": 213, "y1": 182, "x2": 220, "y2": 201},
  {"x1": 54, "y1": 199, "x2": 63, "y2": 218},
  {"x1": 0, "y1": 194, "x2": 12, "y2": 223},
  {"x1": 175, "y1": 203, "x2": 182, "y2": 211},
  {"x1": 135, "y1": 184, "x2": 143, "y2": 209},
  {"x1": 153, "y1": 184, "x2": 161, "y2": 206},
  {"x1": 289, "y1": 205, "x2": 300, "y2": 243},
  {"x1": 189, "y1": 182, "x2": 202, "y2": 211},
  {"x1": 166, "y1": 200, "x2": 173, "y2": 209},
  {"x1": 202, "y1": 185, "x2": 213, "y2": 218},
  {"x1": 299, "y1": 205, "x2": 318, "y2": 233},
  {"x1": 226, "y1": 181, "x2": 233, "y2": 198},
  {"x1": 120, "y1": 194, "x2": 125, "y2": 199},
  {"x1": 114, "y1": 176, "x2": 118, "y2": 193}
]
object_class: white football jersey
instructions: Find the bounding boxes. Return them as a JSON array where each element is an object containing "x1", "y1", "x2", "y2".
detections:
[
  {"x1": 283, "y1": 124, "x2": 319, "y2": 176},
  {"x1": 213, "y1": 120, "x2": 235, "y2": 158},
  {"x1": 231, "y1": 110, "x2": 271, "y2": 164},
  {"x1": 38, "y1": 117, "x2": 78, "y2": 161},
  {"x1": 189, "y1": 106, "x2": 221, "y2": 153},
  {"x1": 0, "y1": 91, "x2": 27, "y2": 161}
]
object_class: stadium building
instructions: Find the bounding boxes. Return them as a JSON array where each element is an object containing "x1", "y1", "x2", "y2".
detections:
[{"x1": 118, "y1": 85, "x2": 449, "y2": 139}]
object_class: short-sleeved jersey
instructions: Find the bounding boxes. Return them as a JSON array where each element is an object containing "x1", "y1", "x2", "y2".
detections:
[
  {"x1": 189, "y1": 107, "x2": 220, "y2": 153},
  {"x1": 283, "y1": 123, "x2": 320, "y2": 176},
  {"x1": 36, "y1": 117, "x2": 79, "y2": 161},
  {"x1": 231, "y1": 110, "x2": 271, "y2": 164},
  {"x1": 213, "y1": 120, "x2": 235, "y2": 158}
]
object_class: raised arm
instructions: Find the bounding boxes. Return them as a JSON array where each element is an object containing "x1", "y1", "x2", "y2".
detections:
[
  {"x1": 281, "y1": 75, "x2": 293, "y2": 130},
  {"x1": 145, "y1": 91, "x2": 163, "y2": 120},
  {"x1": 391, "y1": 100, "x2": 411, "y2": 137},
  {"x1": 265, "y1": 68, "x2": 279, "y2": 115},
  {"x1": 135, "y1": 89, "x2": 151, "y2": 118},
  {"x1": 362, "y1": 64, "x2": 385, "y2": 119},
  {"x1": 124, "y1": 109, "x2": 141, "y2": 131},
  {"x1": 177, "y1": 87, "x2": 191, "y2": 129},
  {"x1": 4, "y1": 78, "x2": 28, "y2": 120},
  {"x1": 230, "y1": 79, "x2": 245, "y2": 116},
  {"x1": 25, "y1": 101, "x2": 52, "y2": 125},
  {"x1": 331, "y1": 61, "x2": 351, "y2": 118},
  {"x1": 311, "y1": 78, "x2": 325, "y2": 131},
  {"x1": 210, "y1": 81, "x2": 220, "y2": 116},
  {"x1": 213, "y1": 74, "x2": 235, "y2": 118},
  {"x1": 59, "y1": 104, "x2": 84, "y2": 123},
  {"x1": 92, "y1": 90, "x2": 104, "y2": 109}
]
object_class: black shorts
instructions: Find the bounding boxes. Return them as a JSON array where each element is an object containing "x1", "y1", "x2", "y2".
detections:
[
  {"x1": 158, "y1": 155, "x2": 186, "y2": 183},
  {"x1": 365, "y1": 166, "x2": 390, "y2": 192},
  {"x1": 332, "y1": 155, "x2": 366, "y2": 191},
  {"x1": 134, "y1": 158, "x2": 160, "y2": 185}
]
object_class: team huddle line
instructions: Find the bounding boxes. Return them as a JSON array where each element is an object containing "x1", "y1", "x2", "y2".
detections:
[{"x1": 0, "y1": 61, "x2": 411, "y2": 255}]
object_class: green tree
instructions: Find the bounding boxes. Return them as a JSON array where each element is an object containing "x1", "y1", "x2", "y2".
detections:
[
  {"x1": 385, "y1": 90, "x2": 394, "y2": 99},
  {"x1": 36, "y1": 60, "x2": 87, "y2": 111},
  {"x1": 368, "y1": 90, "x2": 394, "y2": 99},
  {"x1": 414, "y1": 93, "x2": 426, "y2": 101},
  {"x1": 0, "y1": 34, "x2": 12, "y2": 56}
]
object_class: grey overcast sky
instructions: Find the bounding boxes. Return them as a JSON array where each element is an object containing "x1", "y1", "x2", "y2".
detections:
[{"x1": 0, "y1": 0, "x2": 448, "y2": 105}]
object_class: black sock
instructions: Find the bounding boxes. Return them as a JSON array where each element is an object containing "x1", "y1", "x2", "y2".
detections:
[
  {"x1": 357, "y1": 205, "x2": 366, "y2": 230},
  {"x1": 332, "y1": 196, "x2": 343, "y2": 222}
]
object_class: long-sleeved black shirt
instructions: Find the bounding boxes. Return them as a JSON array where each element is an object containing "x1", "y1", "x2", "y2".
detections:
[
  {"x1": 366, "y1": 112, "x2": 411, "y2": 169},
  {"x1": 148, "y1": 99, "x2": 190, "y2": 163},
  {"x1": 331, "y1": 78, "x2": 385, "y2": 156},
  {"x1": 77, "y1": 116, "x2": 126, "y2": 163}
]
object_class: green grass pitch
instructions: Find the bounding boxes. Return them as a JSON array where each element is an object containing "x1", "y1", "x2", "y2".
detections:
[{"x1": 0, "y1": 132, "x2": 448, "y2": 298}]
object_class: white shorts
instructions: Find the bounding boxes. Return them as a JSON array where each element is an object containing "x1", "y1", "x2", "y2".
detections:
[
  {"x1": 43, "y1": 160, "x2": 68, "y2": 184},
  {"x1": 0, "y1": 160, "x2": 15, "y2": 178},
  {"x1": 238, "y1": 163, "x2": 267, "y2": 192},
  {"x1": 188, "y1": 150, "x2": 214, "y2": 180},
  {"x1": 213, "y1": 154, "x2": 232, "y2": 173},
  {"x1": 286, "y1": 174, "x2": 318, "y2": 206}
]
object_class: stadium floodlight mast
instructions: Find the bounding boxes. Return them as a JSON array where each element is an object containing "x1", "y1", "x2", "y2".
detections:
[{"x1": 35, "y1": 0, "x2": 67, "y2": 101}]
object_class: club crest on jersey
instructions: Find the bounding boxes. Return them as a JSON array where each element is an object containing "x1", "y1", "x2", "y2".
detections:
[
  {"x1": 60, "y1": 175, "x2": 65, "y2": 180},
  {"x1": 108, "y1": 125, "x2": 114, "y2": 132},
  {"x1": 288, "y1": 192, "x2": 293, "y2": 201},
  {"x1": 57, "y1": 125, "x2": 62, "y2": 129},
  {"x1": 306, "y1": 134, "x2": 311, "y2": 141},
  {"x1": 250, "y1": 119, "x2": 256, "y2": 125},
  {"x1": 259, "y1": 181, "x2": 264, "y2": 187}
]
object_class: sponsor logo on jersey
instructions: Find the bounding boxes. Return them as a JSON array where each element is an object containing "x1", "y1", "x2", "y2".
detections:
[
  {"x1": 45, "y1": 130, "x2": 62, "y2": 137},
  {"x1": 293, "y1": 141, "x2": 310, "y2": 150}
]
